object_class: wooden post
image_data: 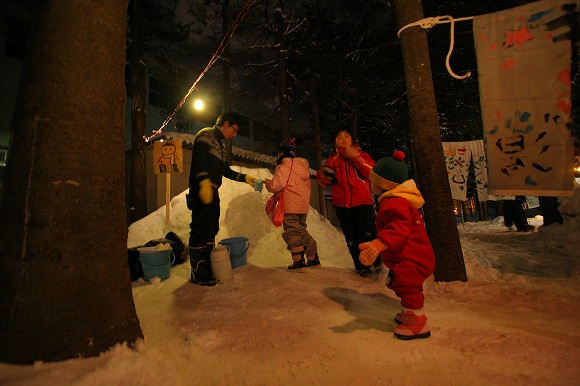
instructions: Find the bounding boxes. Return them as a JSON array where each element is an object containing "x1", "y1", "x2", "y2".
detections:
[
  {"x1": 165, "y1": 173, "x2": 171, "y2": 225},
  {"x1": 395, "y1": 0, "x2": 467, "y2": 281}
]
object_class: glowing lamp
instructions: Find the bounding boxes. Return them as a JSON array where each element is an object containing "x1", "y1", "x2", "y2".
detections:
[{"x1": 193, "y1": 99, "x2": 204, "y2": 111}]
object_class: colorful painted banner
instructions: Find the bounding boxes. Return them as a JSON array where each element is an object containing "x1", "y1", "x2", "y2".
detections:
[
  {"x1": 473, "y1": 0, "x2": 575, "y2": 196},
  {"x1": 443, "y1": 140, "x2": 488, "y2": 201}
]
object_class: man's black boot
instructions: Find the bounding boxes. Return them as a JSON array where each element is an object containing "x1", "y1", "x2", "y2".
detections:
[{"x1": 189, "y1": 244, "x2": 217, "y2": 286}]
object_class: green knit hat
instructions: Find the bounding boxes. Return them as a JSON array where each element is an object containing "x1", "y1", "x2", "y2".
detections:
[{"x1": 369, "y1": 151, "x2": 408, "y2": 190}]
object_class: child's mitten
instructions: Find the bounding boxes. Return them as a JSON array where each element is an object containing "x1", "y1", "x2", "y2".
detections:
[
  {"x1": 316, "y1": 167, "x2": 336, "y2": 186},
  {"x1": 358, "y1": 238, "x2": 388, "y2": 266}
]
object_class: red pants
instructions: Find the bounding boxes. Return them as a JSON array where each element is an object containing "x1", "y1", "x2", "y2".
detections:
[{"x1": 385, "y1": 260, "x2": 431, "y2": 310}]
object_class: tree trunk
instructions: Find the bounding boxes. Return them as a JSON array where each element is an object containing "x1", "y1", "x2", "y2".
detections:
[
  {"x1": 128, "y1": 0, "x2": 148, "y2": 223},
  {"x1": 223, "y1": 0, "x2": 233, "y2": 163},
  {"x1": 274, "y1": 5, "x2": 291, "y2": 139},
  {"x1": 394, "y1": 0, "x2": 467, "y2": 282},
  {"x1": 352, "y1": 100, "x2": 359, "y2": 138},
  {"x1": 311, "y1": 77, "x2": 327, "y2": 218},
  {"x1": 0, "y1": 0, "x2": 143, "y2": 364},
  {"x1": 339, "y1": 83, "x2": 360, "y2": 139}
]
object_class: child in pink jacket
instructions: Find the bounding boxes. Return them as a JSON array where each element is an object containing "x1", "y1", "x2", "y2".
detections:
[
  {"x1": 358, "y1": 151, "x2": 436, "y2": 340},
  {"x1": 264, "y1": 137, "x2": 320, "y2": 270}
]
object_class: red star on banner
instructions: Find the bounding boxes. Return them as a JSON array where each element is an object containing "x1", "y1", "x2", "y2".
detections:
[{"x1": 504, "y1": 25, "x2": 533, "y2": 48}]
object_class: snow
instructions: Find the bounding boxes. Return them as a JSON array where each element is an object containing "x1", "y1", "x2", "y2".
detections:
[{"x1": 1, "y1": 167, "x2": 579, "y2": 385}]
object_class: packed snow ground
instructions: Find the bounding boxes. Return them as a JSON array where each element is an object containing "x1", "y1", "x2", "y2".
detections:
[{"x1": 1, "y1": 167, "x2": 579, "y2": 386}]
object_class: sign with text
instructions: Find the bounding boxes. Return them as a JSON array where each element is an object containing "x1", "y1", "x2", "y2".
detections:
[{"x1": 153, "y1": 139, "x2": 183, "y2": 174}]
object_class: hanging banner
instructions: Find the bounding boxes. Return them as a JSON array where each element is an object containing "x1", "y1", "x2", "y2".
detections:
[
  {"x1": 153, "y1": 138, "x2": 183, "y2": 174},
  {"x1": 467, "y1": 140, "x2": 489, "y2": 201},
  {"x1": 443, "y1": 141, "x2": 469, "y2": 201},
  {"x1": 443, "y1": 140, "x2": 489, "y2": 201},
  {"x1": 473, "y1": 0, "x2": 575, "y2": 196}
]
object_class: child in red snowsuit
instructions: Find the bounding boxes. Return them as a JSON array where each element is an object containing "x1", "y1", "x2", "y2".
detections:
[{"x1": 358, "y1": 151, "x2": 436, "y2": 340}]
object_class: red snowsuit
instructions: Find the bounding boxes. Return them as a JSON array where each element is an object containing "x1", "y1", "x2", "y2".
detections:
[{"x1": 375, "y1": 180, "x2": 436, "y2": 310}]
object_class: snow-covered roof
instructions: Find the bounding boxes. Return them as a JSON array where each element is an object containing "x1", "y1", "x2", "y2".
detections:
[
  {"x1": 161, "y1": 132, "x2": 318, "y2": 175},
  {"x1": 161, "y1": 131, "x2": 278, "y2": 167}
]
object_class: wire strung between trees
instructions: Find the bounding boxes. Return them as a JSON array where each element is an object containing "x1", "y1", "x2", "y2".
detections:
[
  {"x1": 145, "y1": 0, "x2": 257, "y2": 142},
  {"x1": 397, "y1": 15, "x2": 475, "y2": 80}
]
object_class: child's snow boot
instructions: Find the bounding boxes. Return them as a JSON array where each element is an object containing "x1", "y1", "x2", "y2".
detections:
[
  {"x1": 393, "y1": 309, "x2": 431, "y2": 340},
  {"x1": 393, "y1": 308, "x2": 410, "y2": 325},
  {"x1": 373, "y1": 257, "x2": 383, "y2": 272},
  {"x1": 306, "y1": 253, "x2": 321, "y2": 268},
  {"x1": 288, "y1": 251, "x2": 306, "y2": 270},
  {"x1": 394, "y1": 311, "x2": 403, "y2": 325},
  {"x1": 357, "y1": 267, "x2": 373, "y2": 277}
]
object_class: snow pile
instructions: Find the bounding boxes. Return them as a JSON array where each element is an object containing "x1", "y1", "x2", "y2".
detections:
[{"x1": 128, "y1": 166, "x2": 354, "y2": 270}]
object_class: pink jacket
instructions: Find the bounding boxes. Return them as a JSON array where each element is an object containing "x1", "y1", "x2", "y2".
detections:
[{"x1": 265, "y1": 157, "x2": 311, "y2": 214}]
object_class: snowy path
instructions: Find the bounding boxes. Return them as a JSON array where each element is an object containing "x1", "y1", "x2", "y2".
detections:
[
  {"x1": 1, "y1": 173, "x2": 578, "y2": 385},
  {"x1": 127, "y1": 250, "x2": 580, "y2": 386}
]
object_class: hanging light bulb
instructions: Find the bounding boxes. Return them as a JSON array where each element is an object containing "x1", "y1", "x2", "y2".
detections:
[{"x1": 193, "y1": 99, "x2": 204, "y2": 111}]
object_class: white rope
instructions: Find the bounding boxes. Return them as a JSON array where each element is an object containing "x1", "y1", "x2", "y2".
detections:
[{"x1": 397, "y1": 15, "x2": 475, "y2": 80}]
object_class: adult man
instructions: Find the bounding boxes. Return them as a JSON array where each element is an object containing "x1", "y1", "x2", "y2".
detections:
[{"x1": 187, "y1": 112, "x2": 258, "y2": 286}]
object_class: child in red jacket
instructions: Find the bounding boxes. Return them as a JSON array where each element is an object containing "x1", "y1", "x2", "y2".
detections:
[
  {"x1": 316, "y1": 128, "x2": 381, "y2": 277},
  {"x1": 358, "y1": 151, "x2": 436, "y2": 340}
]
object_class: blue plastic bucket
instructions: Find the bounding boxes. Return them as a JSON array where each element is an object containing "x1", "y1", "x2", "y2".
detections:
[
  {"x1": 218, "y1": 237, "x2": 249, "y2": 268},
  {"x1": 138, "y1": 249, "x2": 175, "y2": 281}
]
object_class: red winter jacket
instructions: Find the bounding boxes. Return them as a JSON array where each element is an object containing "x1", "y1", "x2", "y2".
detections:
[
  {"x1": 324, "y1": 149, "x2": 375, "y2": 208},
  {"x1": 375, "y1": 181, "x2": 435, "y2": 275}
]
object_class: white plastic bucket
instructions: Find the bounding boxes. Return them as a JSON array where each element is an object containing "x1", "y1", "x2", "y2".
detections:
[{"x1": 210, "y1": 245, "x2": 233, "y2": 283}]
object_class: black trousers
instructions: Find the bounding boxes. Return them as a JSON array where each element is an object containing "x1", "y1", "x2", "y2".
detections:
[
  {"x1": 539, "y1": 196, "x2": 563, "y2": 226},
  {"x1": 334, "y1": 204, "x2": 377, "y2": 270},
  {"x1": 187, "y1": 190, "x2": 220, "y2": 248},
  {"x1": 502, "y1": 196, "x2": 529, "y2": 229}
]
